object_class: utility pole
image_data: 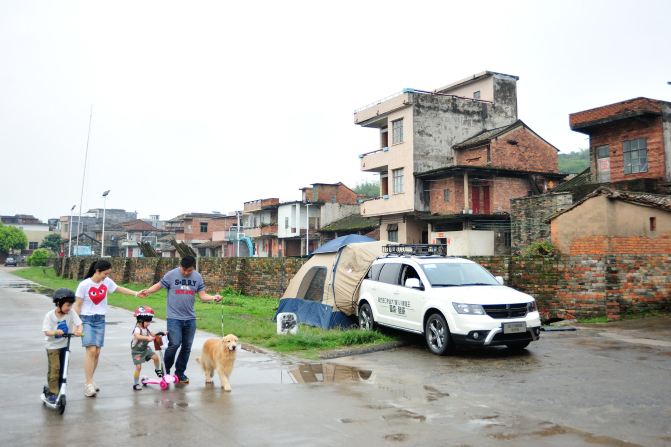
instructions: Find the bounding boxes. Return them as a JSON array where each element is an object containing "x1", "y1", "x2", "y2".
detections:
[
  {"x1": 76, "y1": 105, "x2": 93, "y2": 255},
  {"x1": 305, "y1": 202, "x2": 311, "y2": 256},
  {"x1": 101, "y1": 190, "x2": 110, "y2": 256},
  {"x1": 236, "y1": 211, "x2": 241, "y2": 257},
  {"x1": 68, "y1": 204, "x2": 76, "y2": 256}
]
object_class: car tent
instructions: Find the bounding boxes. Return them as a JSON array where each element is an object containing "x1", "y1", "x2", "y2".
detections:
[{"x1": 274, "y1": 237, "x2": 389, "y2": 329}]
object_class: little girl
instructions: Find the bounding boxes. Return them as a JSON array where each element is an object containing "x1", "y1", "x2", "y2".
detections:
[{"x1": 131, "y1": 306, "x2": 163, "y2": 391}]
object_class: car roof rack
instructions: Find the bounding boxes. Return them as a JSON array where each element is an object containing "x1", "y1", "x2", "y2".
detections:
[{"x1": 382, "y1": 244, "x2": 447, "y2": 257}]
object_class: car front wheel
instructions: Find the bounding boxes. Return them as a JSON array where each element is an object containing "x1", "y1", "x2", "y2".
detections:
[
  {"x1": 358, "y1": 302, "x2": 375, "y2": 331},
  {"x1": 425, "y1": 313, "x2": 453, "y2": 355}
]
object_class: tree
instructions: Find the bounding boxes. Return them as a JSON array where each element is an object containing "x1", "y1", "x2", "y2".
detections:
[
  {"x1": 558, "y1": 148, "x2": 590, "y2": 174},
  {"x1": 27, "y1": 248, "x2": 51, "y2": 266},
  {"x1": 0, "y1": 223, "x2": 28, "y2": 254},
  {"x1": 353, "y1": 179, "x2": 380, "y2": 199},
  {"x1": 40, "y1": 232, "x2": 63, "y2": 253}
]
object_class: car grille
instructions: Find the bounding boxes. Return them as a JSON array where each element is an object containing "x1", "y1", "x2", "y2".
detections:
[{"x1": 482, "y1": 303, "x2": 528, "y2": 319}]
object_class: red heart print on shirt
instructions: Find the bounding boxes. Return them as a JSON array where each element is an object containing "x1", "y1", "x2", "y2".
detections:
[{"x1": 88, "y1": 284, "x2": 108, "y2": 305}]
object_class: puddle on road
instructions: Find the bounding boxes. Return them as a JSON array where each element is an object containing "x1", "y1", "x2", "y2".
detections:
[
  {"x1": 0, "y1": 280, "x2": 54, "y2": 296},
  {"x1": 288, "y1": 363, "x2": 373, "y2": 384}
]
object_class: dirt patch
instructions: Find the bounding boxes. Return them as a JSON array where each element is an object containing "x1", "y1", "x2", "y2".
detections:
[{"x1": 383, "y1": 433, "x2": 409, "y2": 442}]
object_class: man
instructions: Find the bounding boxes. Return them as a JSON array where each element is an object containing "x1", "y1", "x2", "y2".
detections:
[{"x1": 140, "y1": 256, "x2": 221, "y2": 383}]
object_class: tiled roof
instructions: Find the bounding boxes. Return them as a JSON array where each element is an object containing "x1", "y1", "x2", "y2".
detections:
[
  {"x1": 569, "y1": 97, "x2": 669, "y2": 131},
  {"x1": 452, "y1": 121, "x2": 523, "y2": 150},
  {"x1": 551, "y1": 168, "x2": 591, "y2": 192},
  {"x1": 121, "y1": 219, "x2": 158, "y2": 232},
  {"x1": 320, "y1": 214, "x2": 379, "y2": 232},
  {"x1": 547, "y1": 187, "x2": 671, "y2": 222}
]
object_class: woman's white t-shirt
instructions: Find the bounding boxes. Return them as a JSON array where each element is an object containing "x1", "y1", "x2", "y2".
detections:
[{"x1": 75, "y1": 277, "x2": 118, "y2": 316}]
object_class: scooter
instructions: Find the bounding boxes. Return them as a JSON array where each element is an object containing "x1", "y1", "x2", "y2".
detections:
[
  {"x1": 41, "y1": 333, "x2": 80, "y2": 415},
  {"x1": 141, "y1": 332, "x2": 179, "y2": 390}
]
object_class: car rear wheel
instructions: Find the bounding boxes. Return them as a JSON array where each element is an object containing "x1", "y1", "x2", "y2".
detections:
[
  {"x1": 425, "y1": 313, "x2": 452, "y2": 355},
  {"x1": 358, "y1": 303, "x2": 375, "y2": 331},
  {"x1": 506, "y1": 341, "x2": 530, "y2": 351}
]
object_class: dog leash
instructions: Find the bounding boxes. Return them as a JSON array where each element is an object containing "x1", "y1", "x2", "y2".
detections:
[{"x1": 220, "y1": 293, "x2": 225, "y2": 338}]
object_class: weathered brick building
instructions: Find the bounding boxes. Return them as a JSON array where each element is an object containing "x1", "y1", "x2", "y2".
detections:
[
  {"x1": 415, "y1": 120, "x2": 564, "y2": 255},
  {"x1": 548, "y1": 187, "x2": 671, "y2": 255},
  {"x1": 569, "y1": 97, "x2": 671, "y2": 187}
]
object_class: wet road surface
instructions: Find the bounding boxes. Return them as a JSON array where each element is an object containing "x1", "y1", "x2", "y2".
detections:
[{"x1": 1, "y1": 268, "x2": 670, "y2": 446}]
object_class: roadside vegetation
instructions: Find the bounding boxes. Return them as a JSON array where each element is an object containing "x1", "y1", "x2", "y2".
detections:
[
  {"x1": 15, "y1": 267, "x2": 394, "y2": 359},
  {"x1": 578, "y1": 310, "x2": 671, "y2": 325},
  {"x1": 558, "y1": 148, "x2": 589, "y2": 174}
]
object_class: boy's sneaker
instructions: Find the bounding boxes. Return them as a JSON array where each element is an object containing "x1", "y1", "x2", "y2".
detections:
[
  {"x1": 177, "y1": 374, "x2": 189, "y2": 384},
  {"x1": 93, "y1": 382, "x2": 100, "y2": 392},
  {"x1": 84, "y1": 383, "x2": 97, "y2": 397},
  {"x1": 155, "y1": 369, "x2": 164, "y2": 378},
  {"x1": 132, "y1": 384, "x2": 143, "y2": 391},
  {"x1": 46, "y1": 394, "x2": 58, "y2": 404}
]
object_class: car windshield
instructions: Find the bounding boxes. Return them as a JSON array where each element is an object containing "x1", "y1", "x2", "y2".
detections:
[{"x1": 420, "y1": 262, "x2": 500, "y2": 287}]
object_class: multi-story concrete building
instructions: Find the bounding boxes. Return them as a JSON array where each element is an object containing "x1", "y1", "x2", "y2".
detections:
[
  {"x1": 242, "y1": 198, "x2": 280, "y2": 257},
  {"x1": 356, "y1": 71, "x2": 520, "y2": 244},
  {"x1": 0, "y1": 214, "x2": 51, "y2": 253}
]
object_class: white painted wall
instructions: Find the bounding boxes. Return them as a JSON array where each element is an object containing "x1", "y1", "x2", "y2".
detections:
[{"x1": 432, "y1": 229, "x2": 495, "y2": 256}]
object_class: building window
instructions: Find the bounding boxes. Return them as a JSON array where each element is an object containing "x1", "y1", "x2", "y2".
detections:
[
  {"x1": 285, "y1": 217, "x2": 289, "y2": 229},
  {"x1": 650, "y1": 217, "x2": 656, "y2": 232},
  {"x1": 387, "y1": 223, "x2": 399, "y2": 242},
  {"x1": 331, "y1": 194, "x2": 336, "y2": 204},
  {"x1": 623, "y1": 138, "x2": 648, "y2": 174},
  {"x1": 473, "y1": 90, "x2": 481, "y2": 99},
  {"x1": 392, "y1": 168, "x2": 404, "y2": 194},
  {"x1": 29, "y1": 242, "x2": 38, "y2": 250},
  {"x1": 391, "y1": 119, "x2": 403, "y2": 144},
  {"x1": 443, "y1": 189, "x2": 450, "y2": 202},
  {"x1": 200, "y1": 222, "x2": 208, "y2": 233}
]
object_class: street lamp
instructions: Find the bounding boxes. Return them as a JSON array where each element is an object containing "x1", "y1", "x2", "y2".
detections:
[
  {"x1": 101, "y1": 190, "x2": 110, "y2": 257},
  {"x1": 305, "y1": 202, "x2": 311, "y2": 256},
  {"x1": 68, "y1": 204, "x2": 76, "y2": 257}
]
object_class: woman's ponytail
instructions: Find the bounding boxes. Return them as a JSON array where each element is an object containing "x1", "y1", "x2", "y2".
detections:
[{"x1": 84, "y1": 259, "x2": 112, "y2": 279}]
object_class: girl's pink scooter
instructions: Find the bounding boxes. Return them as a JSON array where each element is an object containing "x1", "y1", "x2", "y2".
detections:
[{"x1": 141, "y1": 332, "x2": 179, "y2": 390}]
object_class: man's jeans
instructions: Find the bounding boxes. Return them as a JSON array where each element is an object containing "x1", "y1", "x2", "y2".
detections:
[{"x1": 164, "y1": 318, "x2": 196, "y2": 377}]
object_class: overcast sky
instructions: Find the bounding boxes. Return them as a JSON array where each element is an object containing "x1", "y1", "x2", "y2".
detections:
[{"x1": 1, "y1": 0, "x2": 670, "y2": 222}]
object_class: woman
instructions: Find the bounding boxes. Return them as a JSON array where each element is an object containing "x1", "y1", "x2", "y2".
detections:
[{"x1": 74, "y1": 259, "x2": 142, "y2": 397}]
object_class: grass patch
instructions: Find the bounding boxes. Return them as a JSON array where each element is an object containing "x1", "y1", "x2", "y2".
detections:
[
  {"x1": 578, "y1": 310, "x2": 671, "y2": 325},
  {"x1": 14, "y1": 267, "x2": 394, "y2": 358}
]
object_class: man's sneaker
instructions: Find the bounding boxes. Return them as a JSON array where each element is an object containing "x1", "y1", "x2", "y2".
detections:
[
  {"x1": 177, "y1": 375, "x2": 189, "y2": 384},
  {"x1": 84, "y1": 383, "x2": 97, "y2": 397}
]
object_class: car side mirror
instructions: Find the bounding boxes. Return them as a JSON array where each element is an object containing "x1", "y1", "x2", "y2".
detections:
[
  {"x1": 405, "y1": 278, "x2": 423, "y2": 290},
  {"x1": 495, "y1": 276, "x2": 504, "y2": 285}
]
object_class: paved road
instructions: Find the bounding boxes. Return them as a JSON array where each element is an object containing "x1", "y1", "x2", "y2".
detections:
[{"x1": 1, "y1": 268, "x2": 670, "y2": 446}]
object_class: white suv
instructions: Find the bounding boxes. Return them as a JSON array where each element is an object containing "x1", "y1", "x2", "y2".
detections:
[{"x1": 357, "y1": 246, "x2": 541, "y2": 355}]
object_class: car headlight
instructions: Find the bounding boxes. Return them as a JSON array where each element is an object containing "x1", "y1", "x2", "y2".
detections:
[
  {"x1": 452, "y1": 303, "x2": 486, "y2": 315},
  {"x1": 527, "y1": 300, "x2": 538, "y2": 313}
]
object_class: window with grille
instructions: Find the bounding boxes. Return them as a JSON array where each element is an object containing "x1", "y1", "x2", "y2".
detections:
[
  {"x1": 392, "y1": 168, "x2": 404, "y2": 194},
  {"x1": 387, "y1": 223, "x2": 399, "y2": 242},
  {"x1": 391, "y1": 119, "x2": 403, "y2": 144},
  {"x1": 443, "y1": 189, "x2": 450, "y2": 202},
  {"x1": 200, "y1": 222, "x2": 208, "y2": 233},
  {"x1": 623, "y1": 138, "x2": 648, "y2": 174}
]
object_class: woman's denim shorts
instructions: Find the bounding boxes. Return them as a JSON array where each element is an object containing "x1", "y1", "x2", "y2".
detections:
[{"x1": 81, "y1": 314, "x2": 106, "y2": 347}]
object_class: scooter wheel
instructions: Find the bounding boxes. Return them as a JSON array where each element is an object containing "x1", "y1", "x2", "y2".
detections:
[
  {"x1": 57, "y1": 395, "x2": 66, "y2": 415},
  {"x1": 160, "y1": 380, "x2": 168, "y2": 390},
  {"x1": 173, "y1": 376, "x2": 180, "y2": 384}
]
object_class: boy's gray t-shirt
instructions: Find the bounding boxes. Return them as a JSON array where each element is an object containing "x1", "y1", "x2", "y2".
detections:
[{"x1": 160, "y1": 268, "x2": 205, "y2": 320}]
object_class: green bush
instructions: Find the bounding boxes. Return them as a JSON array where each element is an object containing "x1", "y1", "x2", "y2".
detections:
[
  {"x1": 27, "y1": 248, "x2": 51, "y2": 266},
  {"x1": 521, "y1": 240, "x2": 557, "y2": 257}
]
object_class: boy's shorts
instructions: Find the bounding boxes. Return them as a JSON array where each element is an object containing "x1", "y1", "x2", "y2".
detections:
[
  {"x1": 81, "y1": 314, "x2": 105, "y2": 347},
  {"x1": 131, "y1": 347, "x2": 155, "y2": 365}
]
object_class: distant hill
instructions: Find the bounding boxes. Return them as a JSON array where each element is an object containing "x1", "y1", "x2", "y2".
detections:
[{"x1": 559, "y1": 148, "x2": 589, "y2": 174}]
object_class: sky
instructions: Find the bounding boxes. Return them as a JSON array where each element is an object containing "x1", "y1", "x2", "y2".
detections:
[{"x1": 1, "y1": 0, "x2": 670, "y2": 222}]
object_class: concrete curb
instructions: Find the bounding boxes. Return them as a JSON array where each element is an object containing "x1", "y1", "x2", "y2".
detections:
[{"x1": 318, "y1": 340, "x2": 408, "y2": 359}]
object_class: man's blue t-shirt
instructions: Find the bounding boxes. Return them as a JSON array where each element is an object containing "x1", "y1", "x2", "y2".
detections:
[{"x1": 160, "y1": 268, "x2": 205, "y2": 320}]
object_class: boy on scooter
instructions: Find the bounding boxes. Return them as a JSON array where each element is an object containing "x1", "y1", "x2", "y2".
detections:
[
  {"x1": 42, "y1": 289, "x2": 82, "y2": 403},
  {"x1": 131, "y1": 306, "x2": 163, "y2": 391}
]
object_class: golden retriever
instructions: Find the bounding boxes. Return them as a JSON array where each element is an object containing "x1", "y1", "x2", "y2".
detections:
[{"x1": 197, "y1": 334, "x2": 239, "y2": 391}]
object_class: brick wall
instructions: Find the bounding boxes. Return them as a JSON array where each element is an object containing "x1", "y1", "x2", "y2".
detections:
[
  {"x1": 490, "y1": 126, "x2": 559, "y2": 173},
  {"x1": 510, "y1": 192, "x2": 573, "y2": 253},
  {"x1": 588, "y1": 116, "x2": 665, "y2": 183},
  {"x1": 54, "y1": 255, "x2": 668, "y2": 320}
]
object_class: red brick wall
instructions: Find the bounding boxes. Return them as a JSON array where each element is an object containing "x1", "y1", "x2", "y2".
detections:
[
  {"x1": 588, "y1": 116, "x2": 666, "y2": 183},
  {"x1": 568, "y1": 234, "x2": 671, "y2": 255},
  {"x1": 455, "y1": 146, "x2": 489, "y2": 166},
  {"x1": 428, "y1": 176, "x2": 530, "y2": 214},
  {"x1": 304, "y1": 184, "x2": 358, "y2": 205},
  {"x1": 489, "y1": 126, "x2": 559, "y2": 173}
]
